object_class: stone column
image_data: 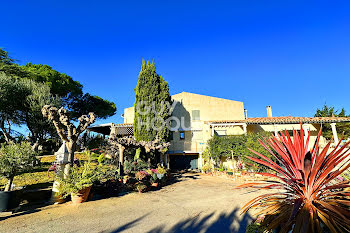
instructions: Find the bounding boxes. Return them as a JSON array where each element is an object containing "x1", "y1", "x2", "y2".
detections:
[
  {"x1": 274, "y1": 124, "x2": 278, "y2": 137},
  {"x1": 303, "y1": 124, "x2": 310, "y2": 150},
  {"x1": 243, "y1": 124, "x2": 247, "y2": 136},
  {"x1": 330, "y1": 123, "x2": 339, "y2": 144}
]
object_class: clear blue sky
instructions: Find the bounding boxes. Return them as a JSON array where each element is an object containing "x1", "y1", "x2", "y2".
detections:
[{"x1": 2, "y1": 0, "x2": 350, "y2": 125}]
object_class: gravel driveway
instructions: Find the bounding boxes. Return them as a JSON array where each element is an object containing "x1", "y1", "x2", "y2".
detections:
[{"x1": 0, "y1": 173, "x2": 262, "y2": 233}]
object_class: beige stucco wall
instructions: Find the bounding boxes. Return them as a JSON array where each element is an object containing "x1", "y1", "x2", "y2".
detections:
[
  {"x1": 171, "y1": 92, "x2": 245, "y2": 122},
  {"x1": 124, "y1": 107, "x2": 134, "y2": 124},
  {"x1": 125, "y1": 92, "x2": 245, "y2": 125},
  {"x1": 124, "y1": 92, "x2": 245, "y2": 154}
]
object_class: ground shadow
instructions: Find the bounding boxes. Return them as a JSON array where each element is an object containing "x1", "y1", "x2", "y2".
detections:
[
  {"x1": 0, "y1": 208, "x2": 41, "y2": 221},
  {"x1": 106, "y1": 207, "x2": 253, "y2": 233},
  {"x1": 105, "y1": 213, "x2": 150, "y2": 233},
  {"x1": 0, "y1": 186, "x2": 53, "y2": 221}
]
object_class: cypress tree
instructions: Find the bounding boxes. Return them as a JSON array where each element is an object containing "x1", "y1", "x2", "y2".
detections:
[{"x1": 134, "y1": 60, "x2": 171, "y2": 144}]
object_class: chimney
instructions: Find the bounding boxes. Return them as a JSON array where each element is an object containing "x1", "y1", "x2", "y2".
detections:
[
  {"x1": 266, "y1": 106, "x2": 272, "y2": 118},
  {"x1": 244, "y1": 109, "x2": 248, "y2": 119}
]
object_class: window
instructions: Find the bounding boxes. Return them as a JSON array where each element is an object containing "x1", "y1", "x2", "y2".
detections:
[
  {"x1": 192, "y1": 110, "x2": 200, "y2": 121},
  {"x1": 180, "y1": 131, "x2": 185, "y2": 140}
]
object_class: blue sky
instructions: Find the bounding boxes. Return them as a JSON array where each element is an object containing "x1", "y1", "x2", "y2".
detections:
[{"x1": 2, "y1": 0, "x2": 350, "y2": 126}]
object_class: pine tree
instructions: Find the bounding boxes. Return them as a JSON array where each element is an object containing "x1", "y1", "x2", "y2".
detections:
[{"x1": 134, "y1": 60, "x2": 171, "y2": 143}]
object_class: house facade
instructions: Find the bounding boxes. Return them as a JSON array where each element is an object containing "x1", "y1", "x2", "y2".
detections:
[
  {"x1": 89, "y1": 92, "x2": 350, "y2": 170},
  {"x1": 123, "y1": 92, "x2": 245, "y2": 169}
]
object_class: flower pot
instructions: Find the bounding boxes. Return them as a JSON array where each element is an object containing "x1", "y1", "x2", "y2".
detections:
[
  {"x1": 151, "y1": 183, "x2": 159, "y2": 188},
  {"x1": 71, "y1": 186, "x2": 92, "y2": 204},
  {"x1": 51, "y1": 192, "x2": 66, "y2": 204},
  {"x1": 0, "y1": 191, "x2": 20, "y2": 212}
]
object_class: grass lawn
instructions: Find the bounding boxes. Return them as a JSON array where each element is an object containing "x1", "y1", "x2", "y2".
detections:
[
  {"x1": 0, "y1": 152, "x2": 95, "y2": 190},
  {"x1": 0, "y1": 156, "x2": 56, "y2": 190}
]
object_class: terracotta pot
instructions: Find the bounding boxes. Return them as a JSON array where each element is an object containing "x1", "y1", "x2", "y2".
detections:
[
  {"x1": 151, "y1": 183, "x2": 159, "y2": 188},
  {"x1": 71, "y1": 186, "x2": 92, "y2": 204},
  {"x1": 52, "y1": 193, "x2": 66, "y2": 204}
]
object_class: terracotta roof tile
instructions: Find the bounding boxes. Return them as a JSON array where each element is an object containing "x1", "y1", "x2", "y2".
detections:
[{"x1": 207, "y1": 117, "x2": 350, "y2": 125}]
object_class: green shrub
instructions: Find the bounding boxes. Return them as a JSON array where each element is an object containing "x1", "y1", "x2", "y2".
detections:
[
  {"x1": 202, "y1": 162, "x2": 213, "y2": 173},
  {"x1": 206, "y1": 132, "x2": 273, "y2": 172},
  {"x1": 245, "y1": 223, "x2": 266, "y2": 233},
  {"x1": 57, "y1": 161, "x2": 98, "y2": 198},
  {"x1": 0, "y1": 142, "x2": 36, "y2": 191},
  {"x1": 124, "y1": 159, "x2": 149, "y2": 175}
]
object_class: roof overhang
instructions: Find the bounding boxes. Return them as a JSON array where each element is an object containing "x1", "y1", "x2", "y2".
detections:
[
  {"x1": 206, "y1": 117, "x2": 350, "y2": 126},
  {"x1": 88, "y1": 123, "x2": 133, "y2": 136},
  {"x1": 88, "y1": 123, "x2": 114, "y2": 135}
]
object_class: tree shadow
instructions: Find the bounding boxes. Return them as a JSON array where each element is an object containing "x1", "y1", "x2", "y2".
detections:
[
  {"x1": 0, "y1": 208, "x2": 41, "y2": 221},
  {"x1": 106, "y1": 207, "x2": 253, "y2": 233},
  {"x1": 0, "y1": 186, "x2": 53, "y2": 221},
  {"x1": 104, "y1": 213, "x2": 150, "y2": 233}
]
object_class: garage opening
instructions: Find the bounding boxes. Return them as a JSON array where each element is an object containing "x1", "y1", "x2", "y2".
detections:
[{"x1": 169, "y1": 153, "x2": 199, "y2": 170}]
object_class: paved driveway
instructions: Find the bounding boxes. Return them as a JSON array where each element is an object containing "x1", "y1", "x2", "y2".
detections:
[{"x1": 0, "y1": 173, "x2": 261, "y2": 233}]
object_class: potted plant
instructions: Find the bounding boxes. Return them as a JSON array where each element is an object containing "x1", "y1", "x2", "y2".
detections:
[
  {"x1": 0, "y1": 142, "x2": 36, "y2": 212},
  {"x1": 156, "y1": 166, "x2": 167, "y2": 180},
  {"x1": 135, "y1": 171, "x2": 148, "y2": 181},
  {"x1": 122, "y1": 175, "x2": 129, "y2": 184},
  {"x1": 150, "y1": 173, "x2": 159, "y2": 188},
  {"x1": 135, "y1": 182, "x2": 147, "y2": 193},
  {"x1": 56, "y1": 159, "x2": 97, "y2": 204}
]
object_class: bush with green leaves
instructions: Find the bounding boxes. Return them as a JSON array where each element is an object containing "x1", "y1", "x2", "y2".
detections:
[
  {"x1": 124, "y1": 159, "x2": 149, "y2": 175},
  {"x1": 56, "y1": 160, "x2": 98, "y2": 198},
  {"x1": 0, "y1": 142, "x2": 36, "y2": 191},
  {"x1": 206, "y1": 132, "x2": 273, "y2": 172},
  {"x1": 245, "y1": 223, "x2": 268, "y2": 233}
]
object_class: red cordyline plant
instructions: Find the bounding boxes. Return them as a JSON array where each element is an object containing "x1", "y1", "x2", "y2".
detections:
[{"x1": 239, "y1": 125, "x2": 350, "y2": 233}]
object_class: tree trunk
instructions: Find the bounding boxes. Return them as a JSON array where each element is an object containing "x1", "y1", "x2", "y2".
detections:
[
  {"x1": 231, "y1": 151, "x2": 236, "y2": 172},
  {"x1": 68, "y1": 141, "x2": 76, "y2": 165},
  {"x1": 32, "y1": 141, "x2": 39, "y2": 152},
  {"x1": 4, "y1": 175, "x2": 14, "y2": 191},
  {"x1": 63, "y1": 141, "x2": 76, "y2": 178},
  {"x1": 0, "y1": 120, "x2": 13, "y2": 143},
  {"x1": 118, "y1": 144, "x2": 125, "y2": 176}
]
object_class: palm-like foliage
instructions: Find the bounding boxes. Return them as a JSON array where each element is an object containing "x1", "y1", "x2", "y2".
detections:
[{"x1": 239, "y1": 125, "x2": 350, "y2": 233}]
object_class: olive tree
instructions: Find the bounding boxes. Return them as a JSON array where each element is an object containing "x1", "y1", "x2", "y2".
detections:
[
  {"x1": 0, "y1": 142, "x2": 36, "y2": 191},
  {"x1": 42, "y1": 105, "x2": 96, "y2": 174}
]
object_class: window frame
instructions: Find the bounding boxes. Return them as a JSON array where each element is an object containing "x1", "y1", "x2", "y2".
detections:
[{"x1": 192, "y1": 110, "x2": 200, "y2": 121}]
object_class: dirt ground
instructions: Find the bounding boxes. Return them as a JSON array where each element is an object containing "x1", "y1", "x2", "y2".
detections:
[{"x1": 0, "y1": 173, "x2": 265, "y2": 233}]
